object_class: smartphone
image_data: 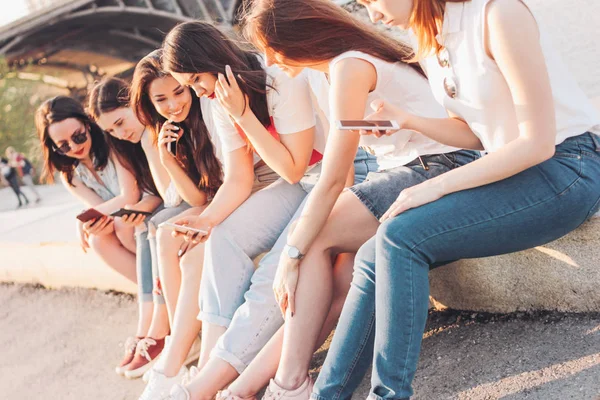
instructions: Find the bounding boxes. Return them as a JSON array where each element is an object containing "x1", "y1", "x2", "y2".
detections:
[
  {"x1": 336, "y1": 120, "x2": 400, "y2": 131},
  {"x1": 168, "y1": 122, "x2": 181, "y2": 156},
  {"x1": 76, "y1": 208, "x2": 105, "y2": 223},
  {"x1": 110, "y1": 208, "x2": 153, "y2": 218},
  {"x1": 158, "y1": 222, "x2": 209, "y2": 236}
]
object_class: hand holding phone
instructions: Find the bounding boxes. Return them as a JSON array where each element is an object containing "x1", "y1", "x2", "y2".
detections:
[
  {"x1": 158, "y1": 120, "x2": 181, "y2": 161},
  {"x1": 83, "y1": 215, "x2": 114, "y2": 236},
  {"x1": 76, "y1": 208, "x2": 105, "y2": 223},
  {"x1": 110, "y1": 208, "x2": 153, "y2": 218},
  {"x1": 335, "y1": 120, "x2": 400, "y2": 131},
  {"x1": 159, "y1": 222, "x2": 210, "y2": 236}
]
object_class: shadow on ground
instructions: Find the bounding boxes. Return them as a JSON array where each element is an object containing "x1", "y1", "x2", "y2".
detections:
[{"x1": 1, "y1": 283, "x2": 599, "y2": 400}]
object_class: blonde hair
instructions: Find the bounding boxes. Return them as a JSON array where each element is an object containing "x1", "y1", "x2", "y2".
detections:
[{"x1": 409, "y1": 0, "x2": 466, "y2": 60}]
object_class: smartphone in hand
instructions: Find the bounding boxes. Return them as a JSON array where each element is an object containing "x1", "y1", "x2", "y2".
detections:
[
  {"x1": 336, "y1": 120, "x2": 399, "y2": 131},
  {"x1": 158, "y1": 222, "x2": 209, "y2": 236},
  {"x1": 110, "y1": 208, "x2": 153, "y2": 218},
  {"x1": 76, "y1": 208, "x2": 105, "y2": 223},
  {"x1": 168, "y1": 122, "x2": 181, "y2": 156}
]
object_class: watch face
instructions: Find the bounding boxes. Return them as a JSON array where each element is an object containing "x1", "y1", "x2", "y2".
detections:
[{"x1": 288, "y1": 246, "x2": 300, "y2": 259}]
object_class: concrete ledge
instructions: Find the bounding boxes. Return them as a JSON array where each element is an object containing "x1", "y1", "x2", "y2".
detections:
[
  {"x1": 430, "y1": 213, "x2": 600, "y2": 313},
  {"x1": 0, "y1": 242, "x2": 136, "y2": 294}
]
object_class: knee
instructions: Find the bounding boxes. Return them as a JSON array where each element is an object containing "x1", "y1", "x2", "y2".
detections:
[
  {"x1": 179, "y1": 245, "x2": 204, "y2": 276},
  {"x1": 114, "y1": 219, "x2": 134, "y2": 244},
  {"x1": 89, "y1": 233, "x2": 112, "y2": 254},
  {"x1": 354, "y1": 239, "x2": 376, "y2": 284},
  {"x1": 376, "y1": 216, "x2": 412, "y2": 249},
  {"x1": 156, "y1": 225, "x2": 178, "y2": 252},
  {"x1": 148, "y1": 223, "x2": 157, "y2": 238}
]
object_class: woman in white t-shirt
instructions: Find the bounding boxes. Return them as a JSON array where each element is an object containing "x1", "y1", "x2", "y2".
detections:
[
  {"x1": 315, "y1": 0, "x2": 599, "y2": 399},
  {"x1": 136, "y1": 21, "x2": 325, "y2": 399},
  {"x1": 196, "y1": 2, "x2": 479, "y2": 400}
]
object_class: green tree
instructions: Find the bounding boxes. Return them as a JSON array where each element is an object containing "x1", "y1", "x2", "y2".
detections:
[{"x1": 0, "y1": 58, "x2": 61, "y2": 181}]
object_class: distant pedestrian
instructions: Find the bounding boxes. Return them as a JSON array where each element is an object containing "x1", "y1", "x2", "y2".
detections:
[
  {"x1": 1, "y1": 156, "x2": 29, "y2": 208},
  {"x1": 6, "y1": 146, "x2": 41, "y2": 202}
]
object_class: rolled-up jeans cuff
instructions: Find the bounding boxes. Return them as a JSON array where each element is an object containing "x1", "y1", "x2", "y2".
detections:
[
  {"x1": 368, "y1": 394, "x2": 408, "y2": 400},
  {"x1": 139, "y1": 293, "x2": 154, "y2": 303},
  {"x1": 197, "y1": 311, "x2": 232, "y2": 328},
  {"x1": 210, "y1": 347, "x2": 247, "y2": 375}
]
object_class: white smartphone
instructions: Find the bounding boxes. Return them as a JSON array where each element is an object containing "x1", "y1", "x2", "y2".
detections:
[
  {"x1": 335, "y1": 120, "x2": 400, "y2": 131},
  {"x1": 158, "y1": 222, "x2": 209, "y2": 236}
]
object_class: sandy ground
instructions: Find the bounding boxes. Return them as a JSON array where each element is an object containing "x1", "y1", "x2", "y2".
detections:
[{"x1": 1, "y1": 283, "x2": 599, "y2": 400}]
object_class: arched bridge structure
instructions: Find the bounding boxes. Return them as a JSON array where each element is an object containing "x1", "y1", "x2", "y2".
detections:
[{"x1": 0, "y1": 0, "x2": 244, "y2": 96}]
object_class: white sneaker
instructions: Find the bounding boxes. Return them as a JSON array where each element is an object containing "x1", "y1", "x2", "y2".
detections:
[
  {"x1": 138, "y1": 365, "x2": 188, "y2": 400},
  {"x1": 150, "y1": 334, "x2": 200, "y2": 379},
  {"x1": 168, "y1": 384, "x2": 192, "y2": 400},
  {"x1": 262, "y1": 377, "x2": 314, "y2": 400},
  {"x1": 181, "y1": 365, "x2": 200, "y2": 386}
]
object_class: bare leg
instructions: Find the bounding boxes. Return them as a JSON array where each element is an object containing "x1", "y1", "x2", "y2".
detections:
[
  {"x1": 114, "y1": 219, "x2": 137, "y2": 253},
  {"x1": 227, "y1": 253, "x2": 356, "y2": 397},
  {"x1": 198, "y1": 323, "x2": 227, "y2": 370},
  {"x1": 146, "y1": 301, "x2": 171, "y2": 340},
  {"x1": 187, "y1": 357, "x2": 239, "y2": 400},
  {"x1": 89, "y1": 232, "x2": 137, "y2": 283},
  {"x1": 137, "y1": 302, "x2": 154, "y2": 337},
  {"x1": 275, "y1": 192, "x2": 378, "y2": 389},
  {"x1": 156, "y1": 207, "x2": 203, "y2": 325},
  {"x1": 160, "y1": 240, "x2": 204, "y2": 377}
]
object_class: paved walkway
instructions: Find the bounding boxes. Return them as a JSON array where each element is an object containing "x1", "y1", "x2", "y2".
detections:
[{"x1": 1, "y1": 283, "x2": 598, "y2": 400}]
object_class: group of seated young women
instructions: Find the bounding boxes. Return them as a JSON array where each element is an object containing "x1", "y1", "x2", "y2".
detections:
[{"x1": 35, "y1": 0, "x2": 600, "y2": 399}]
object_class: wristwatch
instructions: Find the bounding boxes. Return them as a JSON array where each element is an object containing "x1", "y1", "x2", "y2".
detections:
[{"x1": 283, "y1": 244, "x2": 304, "y2": 260}]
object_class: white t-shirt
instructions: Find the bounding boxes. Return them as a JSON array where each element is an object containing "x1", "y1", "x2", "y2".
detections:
[
  {"x1": 201, "y1": 62, "x2": 320, "y2": 165},
  {"x1": 423, "y1": 0, "x2": 600, "y2": 152},
  {"x1": 305, "y1": 51, "x2": 458, "y2": 171}
]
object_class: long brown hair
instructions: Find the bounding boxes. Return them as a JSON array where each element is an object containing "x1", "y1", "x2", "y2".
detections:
[
  {"x1": 35, "y1": 96, "x2": 110, "y2": 185},
  {"x1": 130, "y1": 49, "x2": 222, "y2": 197},
  {"x1": 410, "y1": 0, "x2": 465, "y2": 60},
  {"x1": 88, "y1": 77, "x2": 159, "y2": 197},
  {"x1": 242, "y1": 0, "x2": 425, "y2": 77},
  {"x1": 162, "y1": 21, "x2": 272, "y2": 132}
]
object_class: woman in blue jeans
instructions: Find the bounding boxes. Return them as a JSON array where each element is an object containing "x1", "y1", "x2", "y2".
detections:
[{"x1": 313, "y1": 0, "x2": 600, "y2": 399}]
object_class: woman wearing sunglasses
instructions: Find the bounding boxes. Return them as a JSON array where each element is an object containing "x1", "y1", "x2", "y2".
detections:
[
  {"x1": 307, "y1": 0, "x2": 600, "y2": 399},
  {"x1": 89, "y1": 77, "x2": 173, "y2": 379},
  {"x1": 35, "y1": 96, "x2": 140, "y2": 284}
]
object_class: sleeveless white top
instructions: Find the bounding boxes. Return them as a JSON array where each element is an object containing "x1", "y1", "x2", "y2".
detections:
[
  {"x1": 306, "y1": 51, "x2": 458, "y2": 171},
  {"x1": 423, "y1": 0, "x2": 600, "y2": 152},
  {"x1": 75, "y1": 157, "x2": 120, "y2": 202}
]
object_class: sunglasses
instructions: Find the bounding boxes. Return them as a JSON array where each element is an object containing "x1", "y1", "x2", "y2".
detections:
[
  {"x1": 437, "y1": 47, "x2": 458, "y2": 99},
  {"x1": 52, "y1": 129, "x2": 88, "y2": 155}
]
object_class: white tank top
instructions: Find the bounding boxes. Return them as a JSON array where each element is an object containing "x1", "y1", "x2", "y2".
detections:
[
  {"x1": 423, "y1": 0, "x2": 600, "y2": 152},
  {"x1": 305, "y1": 51, "x2": 458, "y2": 171}
]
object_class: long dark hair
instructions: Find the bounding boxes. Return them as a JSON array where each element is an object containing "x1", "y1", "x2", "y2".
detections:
[
  {"x1": 130, "y1": 49, "x2": 222, "y2": 196},
  {"x1": 35, "y1": 96, "x2": 110, "y2": 185},
  {"x1": 162, "y1": 21, "x2": 272, "y2": 132},
  {"x1": 88, "y1": 77, "x2": 159, "y2": 197},
  {"x1": 241, "y1": 0, "x2": 425, "y2": 77}
]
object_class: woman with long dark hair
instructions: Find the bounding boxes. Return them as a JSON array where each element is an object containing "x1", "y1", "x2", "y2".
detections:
[
  {"x1": 275, "y1": 0, "x2": 598, "y2": 399},
  {"x1": 89, "y1": 77, "x2": 172, "y2": 379},
  {"x1": 111, "y1": 48, "x2": 228, "y2": 379},
  {"x1": 136, "y1": 21, "x2": 329, "y2": 400},
  {"x1": 35, "y1": 96, "x2": 140, "y2": 283}
]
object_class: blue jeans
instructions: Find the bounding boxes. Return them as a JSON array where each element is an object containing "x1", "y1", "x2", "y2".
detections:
[{"x1": 312, "y1": 133, "x2": 600, "y2": 400}]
